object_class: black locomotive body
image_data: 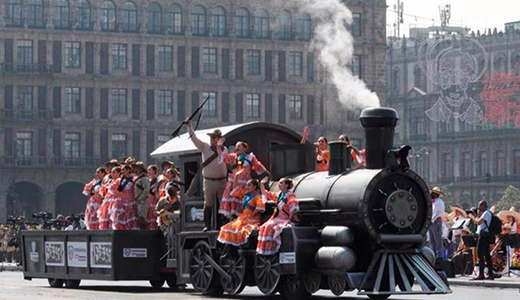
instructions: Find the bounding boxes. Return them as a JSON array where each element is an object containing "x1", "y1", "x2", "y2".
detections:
[{"x1": 20, "y1": 107, "x2": 450, "y2": 300}]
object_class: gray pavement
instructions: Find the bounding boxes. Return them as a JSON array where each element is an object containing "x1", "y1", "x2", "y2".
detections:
[{"x1": 1, "y1": 271, "x2": 520, "y2": 300}]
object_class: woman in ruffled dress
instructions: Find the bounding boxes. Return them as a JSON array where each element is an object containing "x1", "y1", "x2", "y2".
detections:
[
  {"x1": 218, "y1": 179, "x2": 265, "y2": 254},
  {"x1": 256, "y1": 177, "x2": 300, "y2": 255},
  {"x1": 111, "y1": 164, "x2": 138, "y2": 230},
  {"x1": 98, "y1": 166, "x2": 121, "y2": 230},
  {"x1": 217, "y1": 140, "x2": 268, "y2": 218},
  {"x1": 146, "y1": 165, "x2": 160, "y2": 230},
  {"x1": 83, "y1": 167, "x2": 106, "y2": 230}
]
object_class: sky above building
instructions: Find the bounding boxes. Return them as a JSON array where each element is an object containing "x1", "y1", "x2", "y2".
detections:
[{"x1": 386, "y1": 0, "x2": 520, "y2": 37}]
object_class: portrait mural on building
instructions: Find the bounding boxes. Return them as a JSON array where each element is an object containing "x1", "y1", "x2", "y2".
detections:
[{"x1": 418, "y1": 37, "x2": 488, "y2": 124}]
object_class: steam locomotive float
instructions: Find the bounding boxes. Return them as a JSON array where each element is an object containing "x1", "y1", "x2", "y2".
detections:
[{"x1": 21, "y1": 107, "x2": 451, "y2": 300}]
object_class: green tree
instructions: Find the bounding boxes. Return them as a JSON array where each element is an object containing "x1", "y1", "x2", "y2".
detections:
[{"x1": 495, "y1": 185, "x2": 520, "y2": 212}]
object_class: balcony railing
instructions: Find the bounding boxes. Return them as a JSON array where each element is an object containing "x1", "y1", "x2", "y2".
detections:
[
  {"x1": 53, "y1": 157, "x2": 102, "y2": 168},
  {"x1": 0, "y1": 109, "x2": 53, "y2": 121},
  {"x1": 1, "y1": 156, "x2": 101, "y2": 168},
  {"x1": 2, "y1": 156, "x2": 47, "y2": 167},
  {"x1": 1, "y1": 63, "x2": 54, "y2": 74}
]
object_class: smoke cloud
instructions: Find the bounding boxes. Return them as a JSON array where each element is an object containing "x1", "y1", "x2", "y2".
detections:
[{"x1": 293, "y1": 0, "x2": 380, "y2": 109}]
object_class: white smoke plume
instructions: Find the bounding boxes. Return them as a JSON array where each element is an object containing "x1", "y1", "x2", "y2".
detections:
[{"x1": 294, "y1": 0, "x2": 380, "y2": 109}]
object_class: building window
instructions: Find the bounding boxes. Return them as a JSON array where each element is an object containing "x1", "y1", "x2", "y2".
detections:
[
  {"x1": 100, "y1": 1, "x2": 116, "y2": 31},
  {"x1": 156, "y1": 90, "x2": 173, "y2": 115},
  {"x1": 289, "y1": 95, "x2": 303, "y2": 119},
  {"x1": 289, "y1": 51, "x2": 303, "y2": 76},
  {"x1": 18, "y1": 86, "x2": 33, "y2": 111},
  {"x1": 295, "y1": 13, "x2": 311, "y2": 40},
  {"x1": 352, "y1": 55, "x2": 362, "y2": 78},
  {"x1": 235, "y1": 8, "x2": 250, "y2": 37},
  {"x1": 247, "y1": 50, "x2": 260, "y2": 75},
  {"x1": 148, "y1": 2, "x2": 162, "y2": 33},
  {"x1": 254, "y1": 10, "x2": 269, "y2": 38},
  {"x1": 167, "y1": 4, "x2": 183, "y2": 34},
  {"x1": 246, "y1": 93, "x2": 260, "y2": 118},
  {"x1": 392, "y1": 68, "x2": 400, "y2": 92},
  {"x1": 15, "y1": 132, "x2": 33, "y2": 157},
  {"x1": 112, "y1": 89, "x2": 127, "y2": 115},
  {"x1": 27, "y1": 0, "x2": 44, "y2": 28},
  {"x1": 351, "y1": 13, "x2": 362, "y2": 37},
  {"x1": 53, "y1": 0, "x2": 70, "y2": 29},
  {"x1": 191, "y1": 5, "x2": 206, "y2": 36},
  {"x1": 461, "y1": 152, "x2": 471, "y2": 177},
  {"x1": 495, "y1": 150, "x2": 505, "y2": 176},
  {"x1": 158, "y1": 134, "x2": 170, "y2": 147},
  {"x1": 202, "y1": 92, "x2": 217, "y2": 117},
  {"x1": 64, "y1": 133, "x2": 80, "y2": 158},
  {"x1": 112, "y1": 44, "x2": 127, "y2": 70},
  {"x1": 441, "y1": 153, "x2": 452, "y2": 178},
  {"x1": 65, "y1": 42, "x2": 81, "y2": 68},
  {"x1": 210, "y1": 7, "x2": 226, "y2": 37},
  {"x1": 121, "y1": 1, "x2": 137, "y2": 32},
  {"x1": 514, "y1": 150, "x2": 520, "y2": 175},
  {"x1": 65, "y1": 87, "x2": 81, "y2": 113},
  {"x1": 158, "y1": 46, "x2": 173, "y2": 71},
  {"x1": 17, "y1": 40, "x2": 33, "y2": 67},
  {"x1": 76, "y1": 0, "x2": 91, "y2": 30},
  {"x1": 203, "y1": 47, "x2": 218, "y2": 74},
  {"x1": 414, "y1": 66, "x2": 426, "y2": 90},
  {"x1": 6, "y1": 0, "x2": 22, "y2": 27},
  {"x1": 413, "y1": 116, "x2": 424, "y2": 135},
  {"x1": 278, "y1": 11, "x2": 292, "y2": 40},
  {"x1": 112, "y1": 133, "x2": 127, "y2": 159},
  {"x1": 476, "y1": 151, "x2": 488, "y2": 177}
]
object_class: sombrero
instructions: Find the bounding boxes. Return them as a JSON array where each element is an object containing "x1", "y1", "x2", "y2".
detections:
[
  {"x1": 502, "y1": 223, "x2": 513, "y2": 231},
  {"x1": 430, "y1": 186, "x2": 444, "y2": 196},
  {"x1": 105, "y1": 159, "x2": 120, "y2": 167},
  {"x1": 441, "y1": 212, "x2": 453, "y2": 223},
  {"x1": 497, "y1": 206, "x2": 520, "y2": 223},
  {"x1": 450, "y1": 206, "x2": 467, "y2": 218},
  {"x1": 161, "y1": 160, "x2": 176, "y2": 169}
]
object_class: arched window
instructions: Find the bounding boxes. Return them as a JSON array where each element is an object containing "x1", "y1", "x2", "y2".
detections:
[
  {"x1": 121, "y1": 2, "x2": 137, "y2": 32},
  {"x1": 27, "y1": 0, "x2": 44, "y2": 28},
  {"x1": 235, "y1": 8, "x2": 250, "y2": 37},
  {"x1": 494, "y1": 54, "x2": 507, "y2": 73},
  {"x1": 148, "y1": 2, "x2": 162, "y2": 33},
  {"x1": 512, "y1": 53, "x2": 520, "y2": 74},
  {"x1": 392, "y1": 68, "x2": 400, "y2": 92},
  {"x1": 6, "y1": 0, "x2": 22, "y2": 27},
  {"x1": 76, "y1": 0, "x2": 91, "y2": 30},
  {"x1": 296, "y1": 13, "x2": 311, "y2": 40},
  {"x1": 53, "y1": 0, "x2": 70, "y2": 29},
  {"x1": 210, "y1": 7, "x2": 226, "y2": 37},
  {"x1": 414, "y1": 65, "x2": 425, "y2": 90},
  {"x1": 191, "y1": 5, "x2": 206, "y2": 36},
  {"x1": 254, "y1": 10, "x2": 269, "y2": 39},
  {"x1": 100, "y1": 1, "x2": 116, "y2": 31},
  {"x1": 278, "y1": 11, "x2": 292, "y2": 40},
  {"x1": 167, "y1": 4, "x2": 183, "y2": 34}
]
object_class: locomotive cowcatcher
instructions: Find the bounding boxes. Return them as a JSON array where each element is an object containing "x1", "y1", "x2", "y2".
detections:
[{"x1": 20, "y1": 107, "x2": 451, "y2": 300}]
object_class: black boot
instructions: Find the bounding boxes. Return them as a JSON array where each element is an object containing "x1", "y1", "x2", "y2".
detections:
[{"x1": 203, "y1": 207, "x2": 212, "y2": 232}]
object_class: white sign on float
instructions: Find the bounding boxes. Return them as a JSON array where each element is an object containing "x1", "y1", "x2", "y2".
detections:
[
  {"x1": 45, "y1": 241, "x2": 65, "y2": 266},
  {"x1": 90, "y1": 242, "x2": 112, "y2": 268},
  {"x1": 67, "y1": 242, "x2": 88, "y2": 268}
]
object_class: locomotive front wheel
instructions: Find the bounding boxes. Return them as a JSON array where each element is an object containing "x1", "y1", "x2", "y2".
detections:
[
  {"x1": 220, "y1": 254, "x2": 246, "y2": 295},
  {"x1": 279, "y1": 274, "x2": 311, "y2": 300},
  {"x1": 47, "y1": 278, "x2": 64, "y2": 288},
  {"x1": 149, "y1": 279, "x2": 165, "y2": 289},
  {"x1": 254, "y1": 254, "x2": 280, "y2": 295},
  {"x1": 189, "y1": 241, "x2": 216, "y2": 293},
  {"x1": 328, "y1": 275, "x2": 346, "y2": 296},
  {"x1": 64, "y1": 279, "x2": 81, "y2": 288}
]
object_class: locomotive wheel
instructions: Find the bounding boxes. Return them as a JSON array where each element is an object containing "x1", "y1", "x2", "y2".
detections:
[
  {"x1": 189, "y1": 241, "x2": 220, "y2": 294},
  {"x1": 279, "y1": 274, "x2": 311, "y2": 300},
  {"x1": 328, "y1": 275, "x2": 346, "y2": 296},
  {"x1": 149, "y1": 279, "x2": 165, "y2": 289},
  {"x1": 47, "y1": 278, "x2": 64, "y2": 288},
  {"x1": 303, "y1": 272, "x2": 321, "y2": 294},
  {"x1": 64, "y1": 279, "x2": 81, "y2": 288},
  {"x1": 254, "y1": 254, "x2": 281, "y2": 295},
  {"x1": 220, "y1": 254, "x2": 246, "y2": 295}
]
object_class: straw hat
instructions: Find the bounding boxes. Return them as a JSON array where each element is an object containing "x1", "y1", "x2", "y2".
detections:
[
  {"x1": 497, "y1": 206, "x2": 520, "y2": 223},
  {"x1": 206, "y1": 129, "x2": 223, "y2": 138},
  {"x1": 502, "y1": 223, "x2": 513, "y2": 231},
  {"x1": 161, "y1": 160, "x2": 176, "y2": 169},
  {"x1": 441, "y1": 212, "x2": 453, "y2": 223},
  {"x1": 430, "y1": 186, "x2": 445, "y2": 196},
  {"x1": 450, "y1": 206, "x2": 467, "y2": 218}
]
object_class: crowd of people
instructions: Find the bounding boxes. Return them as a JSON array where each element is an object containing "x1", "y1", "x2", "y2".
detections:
[
  {"x1": 428, "y1": 187, "x2": 520, "y2": 279},
  {"x1": 0, "y1": 225, "x2": 18, "y2": 263}
]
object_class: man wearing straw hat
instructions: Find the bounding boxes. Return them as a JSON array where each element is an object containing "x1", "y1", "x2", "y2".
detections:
[
  {"x1": 429, "y1": 186, "x2": 445, "y2": 262},
  {"x1": 450, "y1": 206, "x2": 468, "y2": 255}
]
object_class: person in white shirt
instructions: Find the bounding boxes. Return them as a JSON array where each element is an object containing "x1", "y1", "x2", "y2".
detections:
[
  {"x1": 470, "y1": 200, "x2": 494, "y2": 280},
  {"x1": 428, "y1": 186, "x2": 445, "y2": 262},
  {"x1": 450, "y1": 206, "x2": 467, "y2": 255}
]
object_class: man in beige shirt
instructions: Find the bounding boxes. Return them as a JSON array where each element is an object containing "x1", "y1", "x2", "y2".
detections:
[{"x1": 186, "y1": 119, "x2": 228, "y2": 231}]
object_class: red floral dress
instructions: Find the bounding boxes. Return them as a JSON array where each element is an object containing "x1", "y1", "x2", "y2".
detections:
[
  {"x1": 256, "y1": 191, "x2": 299, "y2": 255},
  {"x1": 147, "y1": 177, "x2": 159, "y2": 230},
  {"x1": 218, "y1": 152, "x2": 266, "y2": 217},
  {"x1": 84, "y1": 179, "x2": 103, "y2": 230},
  {"x1": 98, "y1": 178, "x2": 119, "y2": 230},
  {"x1": 218, "y1": 192, "x2": 265, "y2": 246},
  {"x1": 110, "y1": 177, "x2": 138, "y2": 230}
]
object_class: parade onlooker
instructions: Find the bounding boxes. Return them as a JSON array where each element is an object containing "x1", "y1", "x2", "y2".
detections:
[
  {"x1": 450, "y1": 226, "x2": 473, "y2": 275},
  {"x1": 133, "y1": 162, "x2": 150, "y2": 229},
  {"x1": 470, "y1": 200, "x2": 494, "y2": 280},
  {"x1": 83, "y1": 167, "x2": 106, "y2": 230},
  {"x1": 450, "y1": 205, "x2": 467, "y2": 255},
  {"x1": 428, "y1": 186, "x2": 445, "y2": 262}
]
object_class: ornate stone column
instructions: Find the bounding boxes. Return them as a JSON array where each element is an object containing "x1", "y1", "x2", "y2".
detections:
[{"x1": 45, "y1": 191, "x2": 57, "y2": 217}]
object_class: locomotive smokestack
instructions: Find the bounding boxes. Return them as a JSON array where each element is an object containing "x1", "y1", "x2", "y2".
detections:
[
  {"x1": 328, "y1": 141, "x2": 351, "y2": 175},
  {"x1": 359, "y1": 107, "x2": 399, "y2": 169}
]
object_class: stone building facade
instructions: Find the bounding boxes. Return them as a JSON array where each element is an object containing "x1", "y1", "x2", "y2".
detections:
[
  {"x1": 387, "y1": 28, "x2": 520, "y2": 208},
  {"x1": 0, "y1": 0, "x2": 387, "y2": 222}
]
